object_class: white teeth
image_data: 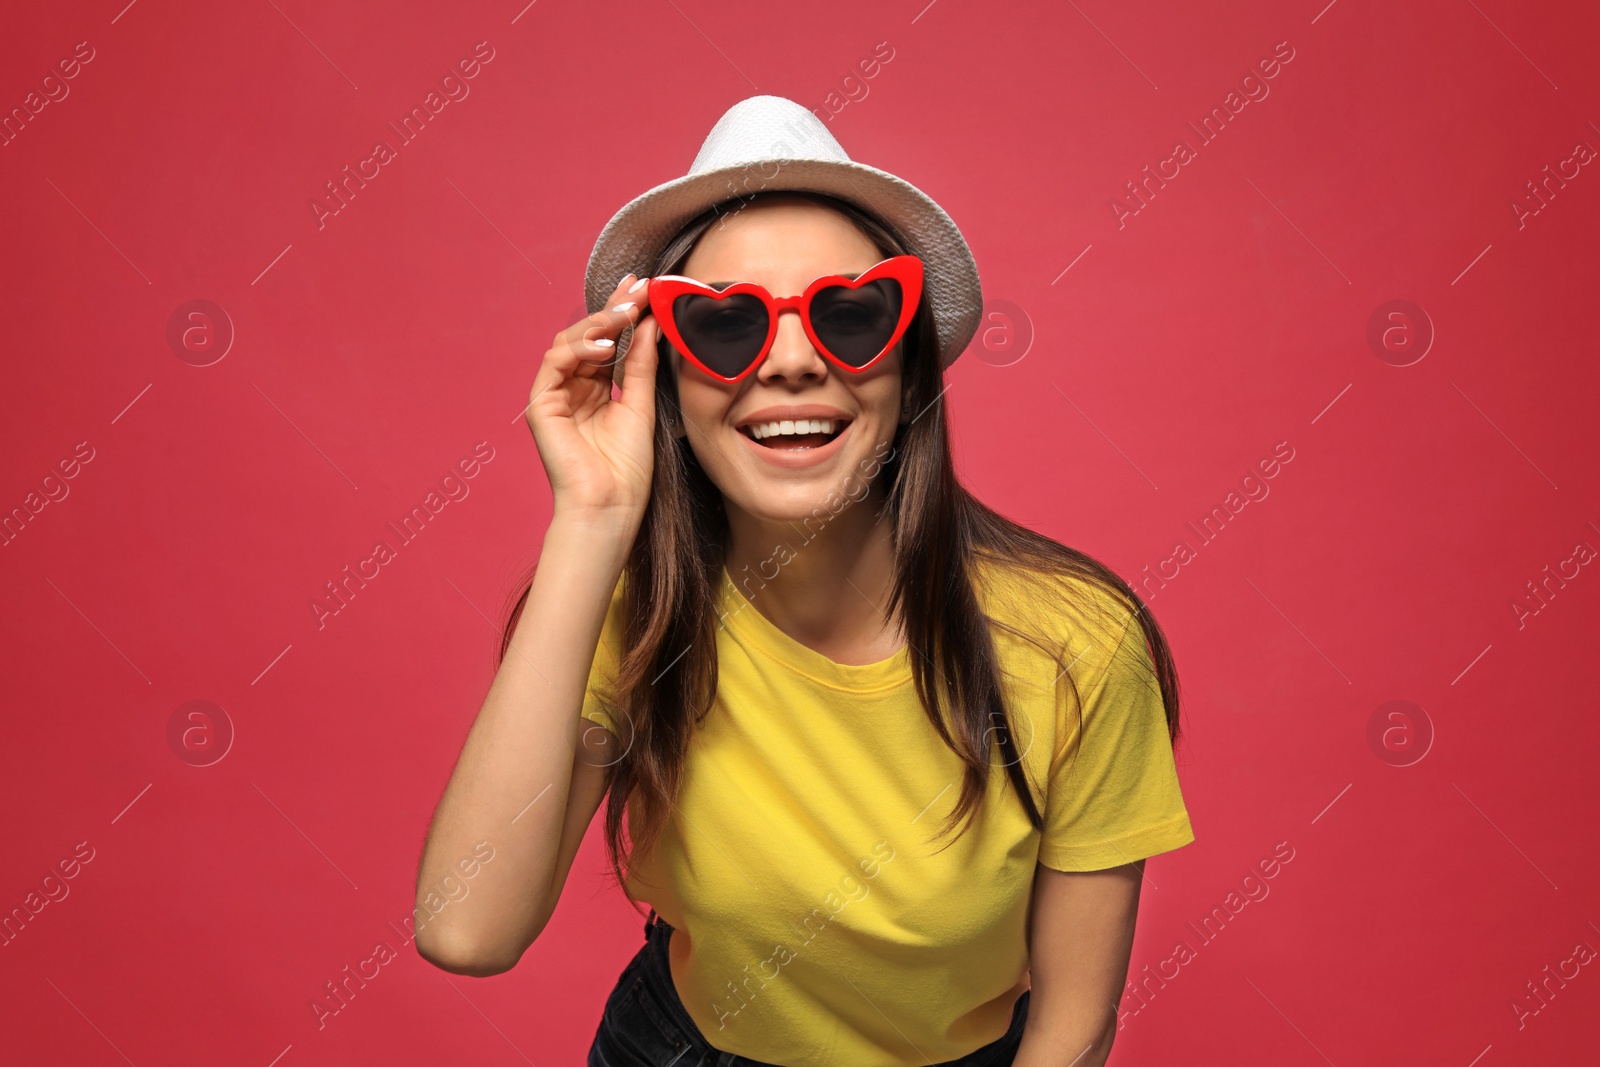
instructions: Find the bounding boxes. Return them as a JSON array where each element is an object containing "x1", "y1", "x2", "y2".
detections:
[{"x1": 747, "y1": 418, "x2": 839, "y2": 440}]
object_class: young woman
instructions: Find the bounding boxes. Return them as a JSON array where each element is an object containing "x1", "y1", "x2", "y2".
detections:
[{"x1": 415, "y1": 96, "x2": 1194, "y2": 1067}]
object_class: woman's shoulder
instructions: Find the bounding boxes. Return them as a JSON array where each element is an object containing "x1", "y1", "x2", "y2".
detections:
[{"x1": 971, "y1": 551, "x2": 1146, "y2": 681}]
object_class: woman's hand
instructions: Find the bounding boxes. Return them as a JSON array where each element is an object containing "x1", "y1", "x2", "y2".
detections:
[{"x1": 525, "y1": 275, "x2": 660, "y2": 532}]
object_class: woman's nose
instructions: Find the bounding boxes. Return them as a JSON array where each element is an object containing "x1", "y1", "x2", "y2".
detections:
[{"x1": 756, "y1": 307, "x2": 828, "y2": 382}]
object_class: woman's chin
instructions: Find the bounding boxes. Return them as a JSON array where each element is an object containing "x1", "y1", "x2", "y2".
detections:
[{"x1": 698, "y1": 419, "x2": 893, "y2": 526}]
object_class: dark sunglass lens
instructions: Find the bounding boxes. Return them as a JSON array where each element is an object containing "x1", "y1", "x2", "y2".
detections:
[
  {"x1": 810, "y1": 280, "x2": 902, "y2": 366},
  {"x1": 674, "y1": 293, "x2": 768, "y2": 378}
]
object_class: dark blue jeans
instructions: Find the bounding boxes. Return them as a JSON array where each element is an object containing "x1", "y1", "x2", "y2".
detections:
[{"x1": 588, "y1": 910, "x2": 1031, "y2": 1067}]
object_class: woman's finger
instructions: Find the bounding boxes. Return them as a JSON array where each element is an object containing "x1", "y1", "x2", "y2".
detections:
[
  {"x1": 535, "y1": 327, "x2": 623, "y2": 390},
  {"x1": 557, "y1": 277, "x2": 648, "y2": 348},
  {"x1": 542, "y1": 281, "x2": 645, "y2": 383}
]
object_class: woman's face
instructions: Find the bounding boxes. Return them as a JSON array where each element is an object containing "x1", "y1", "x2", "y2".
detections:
[{"x1": 668, "y1": 199, "x2": 905, "y2": 525}]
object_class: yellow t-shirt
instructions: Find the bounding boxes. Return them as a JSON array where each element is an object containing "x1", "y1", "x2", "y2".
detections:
[{"x1": 579, "y1": 556, "x2": 1194, "y2": 1067}]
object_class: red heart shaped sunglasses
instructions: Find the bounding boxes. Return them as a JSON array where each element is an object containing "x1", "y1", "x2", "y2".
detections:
[{"x1": 646, "y1": 255, "x2": 923, "y2": 383}]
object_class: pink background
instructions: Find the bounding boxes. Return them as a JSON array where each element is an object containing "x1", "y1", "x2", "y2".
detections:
[{"x1": 3, "y1": 0, "x2": 1598, "y2": 1063}]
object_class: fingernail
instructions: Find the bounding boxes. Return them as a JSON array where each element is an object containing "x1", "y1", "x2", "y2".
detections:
[
  {"x1": 591, "y1": 338, "x2": 615, "y2": 348},
  {"x1": 618, "y1": 273, "x2": 636, "y2": 288},
  {"x1": 627, "y1": 277, "x2": 648, "y2": 294},
  {"x1": 611, "y1": 301, "x2": 636, "y2": 313}
]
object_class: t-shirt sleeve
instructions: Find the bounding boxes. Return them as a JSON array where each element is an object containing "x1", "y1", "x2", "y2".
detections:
[
  {"x1": 579, "y1": 573, "x2": 627, "y2": 736},
  {"x1": 1038, "y1": 603, "x2": 1194, "y2": 872}
]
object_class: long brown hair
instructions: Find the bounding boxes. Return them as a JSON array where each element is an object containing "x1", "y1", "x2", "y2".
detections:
[{"x1": 502, "y1": 190, "x2": 1182, "y2": 907}]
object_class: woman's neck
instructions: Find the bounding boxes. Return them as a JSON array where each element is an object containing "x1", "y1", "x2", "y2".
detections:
[{"x1": 721, "y1": 479, "x2": 905, "y2": 665}]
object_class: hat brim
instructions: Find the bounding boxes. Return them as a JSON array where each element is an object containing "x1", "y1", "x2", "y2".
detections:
[{"x1": 584, "y1": 158, "x2": 981, "y2": 371}]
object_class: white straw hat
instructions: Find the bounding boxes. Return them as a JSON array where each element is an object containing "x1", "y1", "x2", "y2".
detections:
[{"x1": 584, "y1": 94, "x2": 982, "y2": 370}]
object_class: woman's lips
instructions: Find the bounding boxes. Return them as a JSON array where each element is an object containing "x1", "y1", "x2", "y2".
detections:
[{"x1": 737, "y1": 421, "x2": 852, "y2": 468}]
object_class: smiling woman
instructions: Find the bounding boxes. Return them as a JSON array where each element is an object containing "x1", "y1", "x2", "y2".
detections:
[
  {"x1": 648, "y1": 199, "x2": 914, "y2": 502},
  {"x1": 413, "y1": 95, "x2": 1194, "y2": 1067}
]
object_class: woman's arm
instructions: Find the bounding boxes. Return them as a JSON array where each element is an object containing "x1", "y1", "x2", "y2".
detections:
[
  {"x1": 414, "y1": 283, "x2": 661, "y2": 977},
  {"x1": 413, "y1": 517, "x2": 630, "y2": 976},
  {"x1": 1014, "y1": 860, "x2": 1145, "y2": 1066}
]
